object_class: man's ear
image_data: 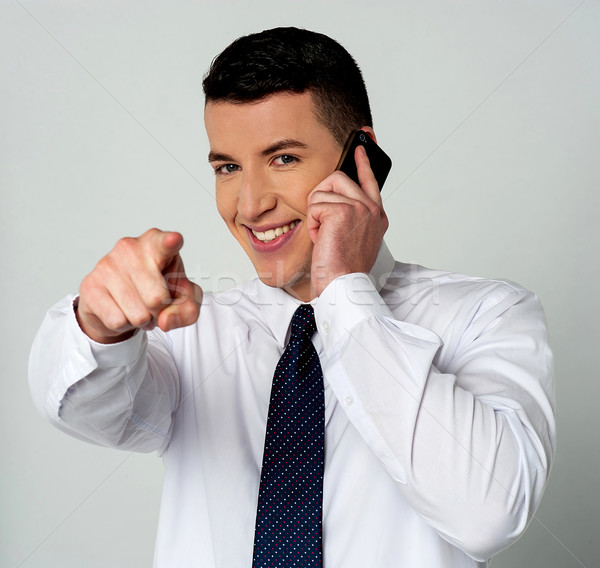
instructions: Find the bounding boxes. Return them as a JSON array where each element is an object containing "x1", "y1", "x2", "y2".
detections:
[{"x1": 360, "y1": 126, "x2": 377, "y2": 144}]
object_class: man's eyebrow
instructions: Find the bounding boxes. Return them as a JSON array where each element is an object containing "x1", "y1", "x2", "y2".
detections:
[
  {"x1": 261, "y1": 139, "x2": 308, "y2": 156},
  {"x1": 208, "y1": 139, "x2": 309, "y2": 163},
  {"x1": 208, "y1": 151, "x2": 234, "y2": 163}
]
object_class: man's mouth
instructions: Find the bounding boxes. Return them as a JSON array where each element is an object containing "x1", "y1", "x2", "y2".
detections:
[{"x1": 251, "y1": 220, "x2": 299, "y2": 243}]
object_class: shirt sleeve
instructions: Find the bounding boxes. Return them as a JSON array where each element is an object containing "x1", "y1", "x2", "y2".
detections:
[
  {"x1": 28, "y1": 295, "x2": 180, "y2": 454},
  {"x1": 314, "y1": 273, "x2": 555, "y2": 561}
]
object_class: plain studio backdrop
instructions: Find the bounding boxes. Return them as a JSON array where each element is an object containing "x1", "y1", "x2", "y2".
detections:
[{"x1": 1, "y1": 1, "x2": 598, "y2": 567}]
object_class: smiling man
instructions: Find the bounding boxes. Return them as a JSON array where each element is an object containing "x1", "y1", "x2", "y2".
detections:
[
  {"x1": 206, "y1": 90, "x2": 385, "y2": 301},
  {"x1": 29, "y1": 27, "x2": 555, "y2": 567}
]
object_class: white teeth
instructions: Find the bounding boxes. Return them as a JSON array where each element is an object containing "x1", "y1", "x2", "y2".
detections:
[{"x1": 252, "y1": 221, "x2": 298, "y2": 242}]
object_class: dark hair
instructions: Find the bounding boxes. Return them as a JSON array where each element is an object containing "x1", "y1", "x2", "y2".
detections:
[{"x1": 202, "y1": 27, "x2": 372, "y2": 146}]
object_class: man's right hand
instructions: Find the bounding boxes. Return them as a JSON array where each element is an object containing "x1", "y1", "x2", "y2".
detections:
[{"x1": 76, "y1": 228, "x2": 203, "y2": 344}]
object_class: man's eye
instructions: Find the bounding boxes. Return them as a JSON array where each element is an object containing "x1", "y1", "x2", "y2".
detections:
[
  {"x1": 215, "y1": 164, "x2": 239, "y2": 175},
  {"x1": 274, "y1": 155, "x2": 297, "y2": 166}
]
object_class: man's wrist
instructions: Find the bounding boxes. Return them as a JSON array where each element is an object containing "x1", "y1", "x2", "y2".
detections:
[
  {"x1": 314, "y1": 273, "x2": 393, "y2": 353},
  {"x1": 73, "y1": 297, "x2": 136, "y2": 345}
]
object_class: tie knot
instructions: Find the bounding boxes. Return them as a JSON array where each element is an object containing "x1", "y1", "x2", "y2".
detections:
[{"x1": 290, "y1": 304, "x2": 317, "y2": 341}]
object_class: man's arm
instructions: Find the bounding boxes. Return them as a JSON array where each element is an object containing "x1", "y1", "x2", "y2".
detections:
[
  {"x1": 315, "y1": 273, "x2": 555, "y2": 561},
  {"x1": 28, "y1": 229, "x2": 203, "y2": 452},
  {"x1": 308, "y1": 143, "x2": 555, "y2": 559},
  {"x1": 29, "y1": 296, "x2": 180, "y2": 452}
]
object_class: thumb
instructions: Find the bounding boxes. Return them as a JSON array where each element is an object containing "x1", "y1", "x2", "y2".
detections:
[
  {"x1": 157, "y1": 280, "x2": 203, "y2": 332},
  {"x1": 156, "y1": 251, "x2": 202, "y2": 332}
]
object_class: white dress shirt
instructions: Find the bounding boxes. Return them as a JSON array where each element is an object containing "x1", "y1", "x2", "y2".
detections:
[{"x1": 29, "y1": 243, "x2": 555, "y2": 567}]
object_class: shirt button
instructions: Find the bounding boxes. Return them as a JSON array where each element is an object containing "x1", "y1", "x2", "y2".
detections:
[
  {"x1": 345, "y1": 396, "x2": 353, "y2": 407},
  {"x1": 322, "y1": 320, "x2": 330, "y2": 333}
]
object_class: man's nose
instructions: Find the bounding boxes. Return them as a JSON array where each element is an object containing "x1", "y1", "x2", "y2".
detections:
[{"x1": 237, "y1": 168, "x2": 276, "y2": 220}]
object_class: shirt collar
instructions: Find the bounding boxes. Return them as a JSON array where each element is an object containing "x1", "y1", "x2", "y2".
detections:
[{"x1": 253, "y1": 240, "x2": 395, "y2": 347}]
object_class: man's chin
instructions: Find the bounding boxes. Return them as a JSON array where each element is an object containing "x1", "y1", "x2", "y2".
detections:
[{"x1": 256, "y1": 270, "x2": 313, "y2": 301}]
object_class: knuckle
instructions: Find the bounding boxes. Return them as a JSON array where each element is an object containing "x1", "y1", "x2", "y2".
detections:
[
  {"x1": 128, "y1": 311, "x2": 152, "y2": 328},
  {"x1": 338, "y1": 203, "x2": 354, "y2": 219},
  {"x1": 118, "y1": 235, "x2": 135, "y2": 248},
  {"x1": 366, "y1": 202, "x2": 379, "y2": 217},
  {"x1": 179, "y1": 301, "x2": 200, "y2": 325},
  {"x1": 104, "y1": 311, "x2": 128, "y2": 332},
  {"x1": 145, "y1": 290, "x2": 169, "y2": 311},
  {"x1": 143, "y1": 227, "x2": 162, "y2": 244},
  {"x1": 79, "y1": 273, "x2": 94, "y2": 295},
  {"x1": 113, "y1": 236, "x2": 137, "y2": 257},
  {"x1": 381, "y1": 213, "x2": 390, "y2": 231},
  {"x1": 355, "y1": 201, "x2": 369, "y2": 215},
  {"x1": 93, "y1": 254, "x2": 111, "y2": 273},
  {"x1": 79, "y1": 276, "x2": 105, "y2": 308}
]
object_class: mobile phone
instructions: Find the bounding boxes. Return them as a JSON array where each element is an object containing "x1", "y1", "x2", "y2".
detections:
[{"x1": 335, "y1": 129, "x2": 392, "y2": 192}]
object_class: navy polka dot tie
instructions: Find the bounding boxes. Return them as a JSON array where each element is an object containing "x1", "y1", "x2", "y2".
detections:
[{"x1": 252, "y1": 304, "x2": 325, "y2": 567}]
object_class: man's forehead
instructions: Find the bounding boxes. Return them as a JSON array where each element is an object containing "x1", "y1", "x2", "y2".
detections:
[
  {"x1": 204, "y1": 91, "x2": 316, "y2": 127},
  {"x1": 204, "y1": 92, "x2": 335, "y2": 153}
]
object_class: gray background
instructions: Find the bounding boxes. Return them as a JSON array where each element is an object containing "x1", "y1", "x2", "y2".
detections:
[{"x1": 2, "y1": 1, "x2": 598, "y2": 566}]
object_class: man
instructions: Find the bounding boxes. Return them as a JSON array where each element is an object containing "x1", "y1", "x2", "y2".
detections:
[{"x1": 29, "y1": 27, "x2": 555, "y2": 567}]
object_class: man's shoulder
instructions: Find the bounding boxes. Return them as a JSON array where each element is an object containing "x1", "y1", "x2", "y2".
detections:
[
  {"x1": 389, "y1": 261, "x2": 530, "y2": 300},
  {"x1": 383, "y1": 261, "x2": 536, "y2": 332}
]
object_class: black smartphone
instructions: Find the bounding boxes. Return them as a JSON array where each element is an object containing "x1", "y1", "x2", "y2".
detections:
[{"x1": 335, "y1": 129, "x2": 392, "y2": 192}]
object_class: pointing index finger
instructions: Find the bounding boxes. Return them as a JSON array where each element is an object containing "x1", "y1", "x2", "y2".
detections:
[{"x1": 146, "y1": 229, "x2": 184, "y2": 270}]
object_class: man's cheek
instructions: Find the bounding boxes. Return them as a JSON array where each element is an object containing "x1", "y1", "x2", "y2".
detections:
[{"x1": 215, "y1": 198, "x2": 235, "y2": 225}]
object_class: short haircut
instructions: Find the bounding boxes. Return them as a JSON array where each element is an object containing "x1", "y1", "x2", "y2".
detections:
[{"x1": 202, "y1": 27, "x2": 373, "y2": 146}]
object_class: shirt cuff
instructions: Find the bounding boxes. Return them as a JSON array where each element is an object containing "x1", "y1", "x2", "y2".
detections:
[{"x1": 314, "y1": 273, "x2": 394, "y2": 355}]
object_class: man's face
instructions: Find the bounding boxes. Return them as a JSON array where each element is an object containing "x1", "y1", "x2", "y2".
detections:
[{"x1": 205, "y1": 91, "x2": 342, "y2": 301}]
